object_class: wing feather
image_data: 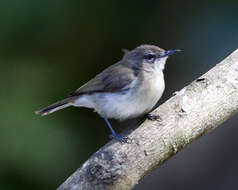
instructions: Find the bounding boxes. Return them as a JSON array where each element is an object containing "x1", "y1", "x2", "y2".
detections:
[{"x1": 69, "y1": 64, "x2": 136, "y2": 96}]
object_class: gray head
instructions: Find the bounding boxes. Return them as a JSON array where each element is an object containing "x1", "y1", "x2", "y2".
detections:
[{"x1": 122, "y1": 44, "x2": 181, "y2": 71}]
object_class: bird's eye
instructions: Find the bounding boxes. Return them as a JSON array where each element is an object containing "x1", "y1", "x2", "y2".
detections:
[{"x1": 144, "y1": 53, "x2": 156, "y2": 63}]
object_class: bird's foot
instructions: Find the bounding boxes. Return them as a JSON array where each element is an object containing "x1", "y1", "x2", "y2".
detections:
[
  {"x1": 147, "y1": 113, "x2": 161, "y2": 121},
  {"x1": 109, "y1": 133, "x2": 132, "y2": 143}
]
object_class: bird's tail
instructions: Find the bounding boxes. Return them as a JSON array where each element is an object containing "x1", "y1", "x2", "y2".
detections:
[{"x1": 35, "y1": 96, "x2": 77, "y2": 116}]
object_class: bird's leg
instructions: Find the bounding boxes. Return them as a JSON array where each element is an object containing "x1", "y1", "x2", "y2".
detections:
[
  {"x1": 147, "y1": 113, "x2": 161, "y2": 121},
  {"x1": 103, "y1": 118, "x2": 130, "y2": 143}
]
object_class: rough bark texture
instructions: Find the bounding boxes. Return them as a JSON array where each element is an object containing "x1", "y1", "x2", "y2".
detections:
[{"x1": 57, "y1": 50, "x2": 238, "y2": 190}]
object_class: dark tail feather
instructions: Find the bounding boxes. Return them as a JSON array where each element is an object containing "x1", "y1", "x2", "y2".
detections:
[{"x1": 35, "y1": 97, "x2": 77, "y2": 116}]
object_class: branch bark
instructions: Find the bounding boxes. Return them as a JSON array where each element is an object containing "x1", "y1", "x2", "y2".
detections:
[{"x1": 57, "y1": 50, "x2": 238, "y2": 190}]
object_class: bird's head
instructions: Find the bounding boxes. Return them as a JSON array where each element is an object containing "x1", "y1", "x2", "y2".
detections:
[{"x1": 123, "y1": 44, "x2": 181, "y2": 72}]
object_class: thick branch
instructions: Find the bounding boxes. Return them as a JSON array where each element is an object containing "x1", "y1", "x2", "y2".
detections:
[{"x1": 58, "y1": 50, "x2": 238, "y2": 190}]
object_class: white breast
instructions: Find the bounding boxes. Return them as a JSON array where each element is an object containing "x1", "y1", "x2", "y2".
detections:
[
  {"x1": 73, "y1": 58, "x2": 166, "y2": 120},
  {"x1": 73, "y1": 71, "x2": 165, "y2": 120}
]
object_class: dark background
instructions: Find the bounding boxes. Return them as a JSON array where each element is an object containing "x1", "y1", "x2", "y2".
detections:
[{"x1": 1, "y1": 0, "x2": 238, "y2": 189}]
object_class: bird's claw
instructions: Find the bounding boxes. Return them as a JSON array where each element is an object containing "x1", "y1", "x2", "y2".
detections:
[
  {"x1": 109, "y1": 133, "x2": 132, "y2": 143},
  {"x1": 147, "y1": 113, "x2": 161, "y2": 121}
]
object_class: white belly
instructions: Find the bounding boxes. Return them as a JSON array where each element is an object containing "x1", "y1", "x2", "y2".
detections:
[{"x1": 73, "y1": 71, "x2": 165, "y2": 120}]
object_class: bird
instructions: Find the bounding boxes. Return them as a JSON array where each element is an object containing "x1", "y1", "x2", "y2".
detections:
[{"x1": 35, "y1": 45, "x2": 181, "y2": 143}]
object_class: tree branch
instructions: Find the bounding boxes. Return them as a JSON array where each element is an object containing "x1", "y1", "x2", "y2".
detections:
[{"x1": 57, "y1": 50, "x2": 238, "y2": 190}]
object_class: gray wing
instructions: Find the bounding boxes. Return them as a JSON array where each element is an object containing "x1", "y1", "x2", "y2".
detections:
[{"x1": 69, "y1": 64, "x2": 137, "y2": 96}]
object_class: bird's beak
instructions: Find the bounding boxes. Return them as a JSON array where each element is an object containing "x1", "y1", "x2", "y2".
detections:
[{"x1": 160, "y1": 49, "x2": 182, "y2": 58}]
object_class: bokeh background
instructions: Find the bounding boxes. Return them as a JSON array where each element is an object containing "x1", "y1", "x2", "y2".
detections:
[{"x1": 1, "y1": 0, "x2": 238, "y2": 189}]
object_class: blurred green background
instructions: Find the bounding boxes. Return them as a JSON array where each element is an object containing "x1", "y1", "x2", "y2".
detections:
[{"x1": 1, "y1": 0, "x2": 238, "y2": 189}]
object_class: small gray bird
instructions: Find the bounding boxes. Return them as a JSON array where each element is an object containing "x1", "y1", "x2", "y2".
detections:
[{"x1": 35, "y1": 45, "x2": 181, "y2": 142}]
